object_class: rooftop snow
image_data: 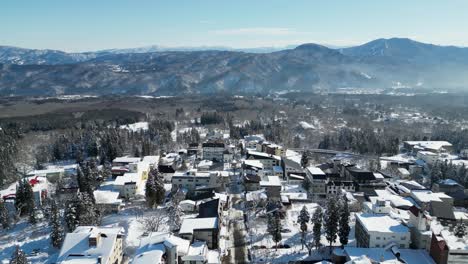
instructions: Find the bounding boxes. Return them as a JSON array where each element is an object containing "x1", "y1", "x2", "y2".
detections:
[
  {"x1": 179, "y1": 217, "x2": 218, "y2": 235},
  {"x1": 357, "y1": 213, "x2": 409, "y2": 233}
]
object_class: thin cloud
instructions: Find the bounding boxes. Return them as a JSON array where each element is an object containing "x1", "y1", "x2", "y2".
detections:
[{"x1": 211, "y1": 27, "x2": 307, "y2": 36}]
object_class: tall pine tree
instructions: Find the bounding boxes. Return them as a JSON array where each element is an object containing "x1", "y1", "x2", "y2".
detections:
[
  {"x1": 0, "y1": 199, "x2": 10, "y2": 229},
  {"x1": 10, "y1": 246, "x2": 28, "y2": 264},
  {"x1": 338, "y1": 198, "x2": 351, "y2": 247},
  {"x1": 267, "y1": 211, "x2": 282, "y2": 250},
  {"x1": 50, "y1": 200, "x2": 64, "y2": 248},
  {"x1": 297, "y1": 206, "x2": 310, "y2": 250},
  {"x1": 65, "y1": 193, "x2": 100, "y2": 232},
  {"x1": 454, "y1": 218, "x2": 466, "y2": 238},
  {"x1": 324, "y1": 195, "x2": 339, "y2": 253},
  {"x1": 312, "y1": 206, "x2": 323, "y2": 250}
]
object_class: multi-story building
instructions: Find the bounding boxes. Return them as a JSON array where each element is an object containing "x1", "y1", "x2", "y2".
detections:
[
  {"x1": 171, "y1": 169, "x2": 222, "y2": 195},
  {"x1": 355, "y1": 213, "x2": 411, "y2": 249},
  {"x1": 246, "y1": 150, "x2": 281, "y2": 170},
  {"x1": 132, "y1": 232, "x2": 191, "y2": 264},
  {"x1": 57, "y1": 226, "x2": 124, "y2": 264},
  {"x1": 202, "y1": 142, "x2": 225, "y2": 162},
  {"x1": 179, "y1": 217, "x2": 219, "y2": 249}
]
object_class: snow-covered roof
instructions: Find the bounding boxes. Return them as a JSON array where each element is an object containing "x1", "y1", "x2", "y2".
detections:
[
  {"x1": 93, "y1": 190, "x2": 122, "y2": 205},
  {"x1": 411, "y1": 190, "x2": 450, "y2": 203},
  {"x1": 259, "y1": 176, "x2": 281, "y2": 187},
  {"x1": 198, "y1": 160, "x2": 214, "y2": 168},
  {"x1": 132, "y1": 232, "x2": 191, "y2": 264},
  {"x1": 142, "y1": 156, "x2": 160, "y2": 165},
  {"x1": 243, "y1": 159, "x2": 264, "y2": 169},
  {"x1": 114, "y1": 173, "x2": 140, "y2": 186},
  {"x1": 344, "y1": 247, "x2": 435, "y2": 264},
  {"x1": 405, "y1": 141, "x2": 452, "y2": 151},
  {"x1": 374, "y1": 189, "x2": 414, "y2": 208},
  {"x1": 119, "y1": 122, "x2": 149, "y2": 132},
  {"x1": 182, "y1": 241, "x2": 208, "y2": 261},
  {"x1": 58, "y1": 226, "x2": 124, "y2": 264},
  {"x1": 113, "y1": 156, "x2": 141, "y2": 164},
  {"x1": 247, "y1": 150, "x2": 281, "y2": 160},
  {"x1": 356, "y1": 213, "x2": 409, "y2": 233},
  {"x1": 306, "y1": 166, "x2": 325, "y2": 175},
  {"x1": 179, "y1": 217, "x2": 218, "y2": 235}
]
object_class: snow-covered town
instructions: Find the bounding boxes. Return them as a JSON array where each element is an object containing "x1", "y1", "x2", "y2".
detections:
[
  {"x1": 1, "y1": 122, "x2": 468, "y2": 264},
  {"x1": 3, "y1": 2, "x2": 468, "y2": 264}
]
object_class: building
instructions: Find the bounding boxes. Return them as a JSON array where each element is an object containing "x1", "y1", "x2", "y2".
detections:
[
  {"x1": 326, "y1": 180, "x2": 355, "y2": 196},
  {"x1": 404, "y1": 141, "x2": 453, "y2": 154},
  {"x1": 306, "y1": 166, "x2": 327, "y2": 198},
  {"x1": 430, "y1": 230, "x2": 468, "y2": 264},
  {"x1": 417, "y1": 151, "x2": 440, "y2": 165},
  {"x1": 181, "y1": 241, "x2": 220, "y2": 264},
  {"x1": 57, "y1": 226, "x2": 124, "y2": 264},
  {"x1": 343, "y1": 166, "x2": 386, "y2": 194},
  {"x1": 171, "y1": 169, "x2": 222, "y2": 195},
  {"x1": 202, "y1": 142, "x2": 225, "y2": 162},
  {"x1": 408, "y1": 206, "x2": 432, "y2": 250},
  {"x1": 93, "y1": 190, "x2": 123, "y2": 214},
  {"x1": 246, "y1": 150, "x2": 281, "y2": 169},
  {"x1": 132, "y1": 232, "x2": 191, "y2": 264},
  {"x1": 179, "y1": 217, "x2": 219, "y2": 249},
  {"x1": 259, "y1": 176, "x2": 282, "y2": 200},
  {"x1": 114, "y1": 172, "x2": 142, "y2": 199},
  {"x1": 355, "y1": 213, "x2": 411, "y2": 249}
]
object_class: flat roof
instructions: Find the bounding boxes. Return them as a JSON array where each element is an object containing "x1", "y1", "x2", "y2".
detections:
[
  {"x1": 356, "y1": 213, "x2": 409, "y2": 233},
  {"x1": 179, "y1": 217, "x2": 218, "y2": 234}
]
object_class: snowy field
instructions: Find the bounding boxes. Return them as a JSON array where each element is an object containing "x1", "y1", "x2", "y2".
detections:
[{"x1": 248, "y1": 202, "x2": 357, "y2": 263}]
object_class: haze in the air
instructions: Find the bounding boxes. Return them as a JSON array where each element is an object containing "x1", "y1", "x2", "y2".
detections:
[{"x1": 1, "y1": 0, "x2": 468, "y2": 52}]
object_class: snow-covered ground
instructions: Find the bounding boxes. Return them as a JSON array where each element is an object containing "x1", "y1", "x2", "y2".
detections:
[
  {"x1": 0, "y1": 220, "x2": 58, "y2": 263},
  {"x1": 248, "y1": 202, "x2": 357, "y2": 263},
  {"x1": 119, "y1": 122, "x2": 149, "y2": 132}
]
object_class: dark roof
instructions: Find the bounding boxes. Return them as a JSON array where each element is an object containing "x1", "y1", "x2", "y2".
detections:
[
  {"x1": 198, "y1": 198, "x2": 220, "y2": 218},
  {"x1": 188, "y1": 143, "x2": 199, "y2": 148},
  {"x1": 244, "y1": 174, "x2": 261, "y2": 183},
  {"x1": 327, "y1": 180, "x2": 355, "y2": 187},
  {"x1": 447, "y1": 189, "x2": 468, "y2": 200},
  {"x1": 346, "y1": 167, "x2": 375, "y2": 181},
  {"x1": 202, "y1": 142, "x2": 225, "y2": 148},
  {"x1": 409, "y1": 205, "x2": 420, "y2": 217},
  {"x1": 158, "y1": 164, "x2": 176, "y2": 173},
  {"x1": 430, "y1": 202, "x2": 455, "y2": 220}
]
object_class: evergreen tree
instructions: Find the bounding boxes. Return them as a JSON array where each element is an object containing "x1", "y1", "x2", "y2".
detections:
[
  {"x1": 50, "y1": 200, "x2": 64, "y2": 248},
  {"x1": 301, "y1": 151, "x2": 309, "y2": 168},
  {"x1": 145, "y1": 168, "x2": 164, "y2": 208},
  {"x1": 9, "y1": 246, "x2": 28, "y2": 264},
  {"x1": 65, "y1": 193, "x2": 100, "y2": 232},
  {"x1": 15, "y1": 179, "x2": 35, "y2": 218},
  {"x1": 324, "y1": 195, "x2": 339, "y2": 253},
  {"x1": 454, "y1": 219, "x2": 466, "y2": 238},
  {"x1": 430, "y1": 162, "x2": 442, "y2": 188},
  {"x1": 312, "y1": 206, "x2": 323, "y2": 250},
  {"x1": 338, "y1": 198, "x2": 351, "y2": 247},
  {"x1": 297, "y1": 206, "x2": 310, "y2": 250},
  {"x1": 0, "y1": 199, "x2": 10, "y2": 229},
  {"x1": 267, "y1": 212, "x2": 282, "y2": 250}
]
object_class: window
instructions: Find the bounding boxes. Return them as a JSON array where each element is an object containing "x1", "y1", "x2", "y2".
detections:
[
  {"x1": 376, "y1": 237, "x2": 381, "y2": 240},
  {"x1": 401, "y1": 236, "x2": 406, "y2": 240},
  {"x1": 375, "y1": 244, "x2": 380, "y2": 247}
]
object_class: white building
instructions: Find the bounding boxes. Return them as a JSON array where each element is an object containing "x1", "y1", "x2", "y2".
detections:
[
  {"x1": 202, "y1": 142, "x2": 225, "y2": 162},
  {"x1": 417, "y1": 151, "x2": 440, "y2": 165},
  {"x1": 57, "y1": 226, "x2": 124, "y2": 264},
  {"x1": 355, "y1": 213, "x2": 411, "y2": 249},
  {"x1": 179, "y1": 217, "x2": 219, "y2": 249},
  {"x1": 131, "y1": 232, "x2": 191, "y2": 264},
  {"x1": 171, "y1": 169, "x2": 224, "y2": 194}
]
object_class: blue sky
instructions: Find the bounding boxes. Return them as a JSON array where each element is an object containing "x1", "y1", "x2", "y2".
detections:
[{"x1": 1, "y1": 0, "x2": 468, "y2": 52}]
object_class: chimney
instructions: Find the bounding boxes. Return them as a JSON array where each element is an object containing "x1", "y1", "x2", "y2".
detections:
[{"x1": 89, "y1": 233, "x2": 100, "y2": 247}]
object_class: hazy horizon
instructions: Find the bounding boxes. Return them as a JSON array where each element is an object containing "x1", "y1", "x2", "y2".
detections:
[{"x1": 2, "y1": 0, "x2": 468, "y2": 52}]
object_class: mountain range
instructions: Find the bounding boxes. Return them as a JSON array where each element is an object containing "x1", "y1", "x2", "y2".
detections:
[{"x1": 1, "y1": 38, "x2": 468, "y2": 96}]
